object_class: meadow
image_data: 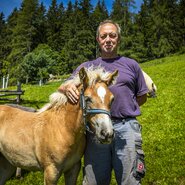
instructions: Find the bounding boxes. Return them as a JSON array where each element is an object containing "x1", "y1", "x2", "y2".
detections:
[{"x1": 1, "y1": 53, "x2": 185, "y2": 185}]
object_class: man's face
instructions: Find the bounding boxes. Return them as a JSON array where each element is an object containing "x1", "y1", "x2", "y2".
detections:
[{"x1": 97, "y1": 23, "x2": 120, "y2": 57}]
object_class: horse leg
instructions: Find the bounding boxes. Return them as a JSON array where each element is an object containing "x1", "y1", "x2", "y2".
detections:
[
  {"x1": 0, "y1": 153, "x2": 16, "y2": 185},
  {"x1": 64, "y1": 161, "x2": 81, "y2": 185},
  {"x1": 44, "y1": 165, "x2": 61, "y2": 185}
]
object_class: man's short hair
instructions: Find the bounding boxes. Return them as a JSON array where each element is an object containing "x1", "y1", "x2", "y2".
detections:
[{"x1": 96, "y1": 20, "x2": 121, "y2": 38}]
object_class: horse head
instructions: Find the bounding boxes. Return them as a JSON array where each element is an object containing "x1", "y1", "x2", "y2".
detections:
[{"x1": 79, "y1": 67, "x2": 118, "y2": 144}]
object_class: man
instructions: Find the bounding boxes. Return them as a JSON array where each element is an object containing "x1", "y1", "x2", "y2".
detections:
[{"x1": 59, "y1": 20, "x2": 148, "y2": 185}]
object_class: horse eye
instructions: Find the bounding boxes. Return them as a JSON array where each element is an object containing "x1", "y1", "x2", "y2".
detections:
[{"x1": 84, "y1": 96, "x2": 92, "y2": 103}]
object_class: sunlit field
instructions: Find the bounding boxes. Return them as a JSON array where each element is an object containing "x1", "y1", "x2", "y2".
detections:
[{"x1": 1, "y1": 53, "x2": 185, "y2": 185}]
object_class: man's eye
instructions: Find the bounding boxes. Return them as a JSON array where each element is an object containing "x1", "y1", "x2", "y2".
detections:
[
  {"x1": 109, "y1": 33, "x2": 117, "y2": 38},
  {"x1": 100, "y1": 35, "x2": 107, "y2": 39},
  {"x1": 99, "y1": 33, "x2": 117, "y2": 40}
]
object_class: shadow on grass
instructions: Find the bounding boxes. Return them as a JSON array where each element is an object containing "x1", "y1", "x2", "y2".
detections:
[{"x1": 0, "y1": 99, "x2": 47, "y2": 110}]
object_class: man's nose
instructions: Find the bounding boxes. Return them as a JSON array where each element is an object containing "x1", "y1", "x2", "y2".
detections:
[{"x1": 105, "y1": 35, "x2": 111, "y2": 42}]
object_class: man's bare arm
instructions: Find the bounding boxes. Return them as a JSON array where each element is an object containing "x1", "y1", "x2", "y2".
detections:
[{"x1": 137, "y1": 94, "x2": 147, "y2": 106}]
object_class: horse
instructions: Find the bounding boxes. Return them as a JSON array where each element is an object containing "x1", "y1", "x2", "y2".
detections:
[
  {"x1": 0, "y1": 67, "x2": 118, "y2": 185},
  {"x1": 142, "y1": 70, "x2": 157, "y2": 98},
  {"x1": 5, "y1": 104, "x2": 37, "y2": 179}
]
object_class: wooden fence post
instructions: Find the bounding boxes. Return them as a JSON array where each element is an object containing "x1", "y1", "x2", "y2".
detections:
[
  {"x1": 2, "y1": 77, "x2": 5, "y2": 89},
  {"x1": 16, "y1": 81, "x2": 21, "y2": 104},
  {"x1": 5, "y1": 74, "x2": 9, "y2": 88}
]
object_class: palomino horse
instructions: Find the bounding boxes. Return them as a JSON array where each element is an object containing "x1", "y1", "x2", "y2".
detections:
[{"x1": 0, "y1": 67, "x2": 118, "y2": 185}]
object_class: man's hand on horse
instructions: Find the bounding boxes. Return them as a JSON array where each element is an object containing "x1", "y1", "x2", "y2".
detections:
[{"x1": 58, "y1": 84, "x2": 79, "y2": 104}]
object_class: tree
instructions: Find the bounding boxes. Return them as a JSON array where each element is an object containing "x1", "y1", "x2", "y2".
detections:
[
  {"x1": 61, "y1": 1, "x2": 76, "y2": 44},
  {"x1": 20, "y1": 44, "x2": 61, "y2": 83},
  {"x1": 46, "y1": 0, "x2": 65, "y2": 52},
  {"x1": 145, "y1": 0, "x2": 180, "y2": 58},
  {"x1": 111, "y1": 0, "x2": 136, "y2": 57},
  {"x1": 61, "y1": 0, "x2": 95, "y2": 73},
  {"x1": 0, "y1": 9, "x2": 20, "y2": 79},
  {"x1": 0, "y1": 0, "x2": 184, "y2": 80},
  {"x1": 132, "y1": 0, "x2": 152, "y2": 61},
  {"x1": 0, "y1": 12, "x2": 6, "y2": 76},
  {"x1": 34, "y1": 2, "x2": 47, "y2": 45},
  {"x1": 92, "y1": 0, "x2": 109, "y2": 57},
  {"x1": 77, "y1": 0, "x2": 95, "y2": 60},
  {"x1": 7, "y1": 0, "x2": 40, "y2": 82},
  {"x1": 178, "y1": 0, "x2": 185, "y2": 49}
]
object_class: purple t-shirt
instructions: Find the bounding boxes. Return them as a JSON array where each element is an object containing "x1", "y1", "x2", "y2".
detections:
[{"x1": 71, "y1": 56, "x2": 148, "y2": 118}]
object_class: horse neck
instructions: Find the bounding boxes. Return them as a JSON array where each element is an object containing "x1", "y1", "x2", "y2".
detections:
[{"x1": 48, "y1": 100, "x2": 84, "y2": 133}]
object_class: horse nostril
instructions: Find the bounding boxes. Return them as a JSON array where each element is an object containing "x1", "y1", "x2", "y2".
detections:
[
  {"x1": 101, "y1": 130, "x2": 114, "y2": 141},
  {"x1": 100, "y1": 130, "x2": 107, "y2": 137},
  {"x1": 108, "y1": 132, "x2": 114, "y2": 141}
]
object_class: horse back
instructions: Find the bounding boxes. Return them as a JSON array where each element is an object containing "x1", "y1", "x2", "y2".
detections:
[{"x1": 0, "y1": 105, "x2": 36, "y2": 127}]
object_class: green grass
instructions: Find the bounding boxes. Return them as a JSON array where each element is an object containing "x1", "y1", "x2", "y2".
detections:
[
  {"x1": 139, "y1": 54, "x2": 185, "y2": 185},
  {"x1": 1, "y1": 53, "x2": 185, "y2": 185}
]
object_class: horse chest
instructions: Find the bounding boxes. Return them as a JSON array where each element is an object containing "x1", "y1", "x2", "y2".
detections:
[
  {"x1": 37, "y1": 130, "x2": 86, "y2": 170},
  {"x1": 65, "y1": 136, "x2": 86, "y2": 169}
]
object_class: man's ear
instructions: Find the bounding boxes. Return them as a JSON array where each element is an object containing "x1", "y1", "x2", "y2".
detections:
[{"x1": 96, "y1": 36, "x2": 100, "y2": 44}]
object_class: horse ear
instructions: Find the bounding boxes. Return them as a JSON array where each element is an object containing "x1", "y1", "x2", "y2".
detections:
[
  {"x1": 79, "y1": 67, "x2": 89, "y2": 89},
  {"x1": 105, "y1": 70, "x2": 118, "y2": 86}
]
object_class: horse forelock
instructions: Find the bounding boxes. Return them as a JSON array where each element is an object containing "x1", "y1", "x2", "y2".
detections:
[{"x1": 38, "y1": 66, "x2": 114, "y2": 113}]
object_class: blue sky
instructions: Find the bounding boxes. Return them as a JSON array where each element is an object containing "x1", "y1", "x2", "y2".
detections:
[{"x1": 0, "y1": 0, "x2": 143, "y2": 19}]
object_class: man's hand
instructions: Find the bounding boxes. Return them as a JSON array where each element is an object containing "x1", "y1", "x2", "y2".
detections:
[{"x1": 58, "y1": 84, "x2": 79, "y2": 104}]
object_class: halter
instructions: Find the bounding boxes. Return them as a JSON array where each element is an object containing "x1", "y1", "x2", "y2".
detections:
[{"x1": 80, "y1": 87, "x2": 111, "y2": 134}]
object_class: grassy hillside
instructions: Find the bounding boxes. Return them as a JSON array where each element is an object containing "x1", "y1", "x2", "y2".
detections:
[
  {"x1": 139, "y1": 54, "x2": 185, "y2": 185},
  {"x1": 1, "y1": 54, "x2": 185, "y2": 185}
]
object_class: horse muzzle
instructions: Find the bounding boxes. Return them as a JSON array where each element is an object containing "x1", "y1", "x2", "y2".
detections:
[{"x1": 99, "y1": 129, "x2": 114, "y2": 144}]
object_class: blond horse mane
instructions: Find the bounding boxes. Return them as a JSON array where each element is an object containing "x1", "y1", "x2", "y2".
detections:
[{"x1": 38, "y1": 66, "x2": 115, "y2": 113}]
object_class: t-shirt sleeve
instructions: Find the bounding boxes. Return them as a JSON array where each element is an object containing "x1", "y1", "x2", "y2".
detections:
[{"x1": 135, "y1": 65, "x2": 148, "y2": 97}]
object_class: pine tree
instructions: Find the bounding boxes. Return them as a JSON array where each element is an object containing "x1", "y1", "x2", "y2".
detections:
[
  {"x1": 79, "y1": 0, "x2": 93, "y2": 19},
  {"x1": 6, "y1": 0, "x2": 40, "y2": 82},
  {"x1": 92, "y1": 0, "x2": 109, "y2": 57},
  {"x1": 75, "y1": 0, "x2": 95, "y2": 63},
  {"x1": 61, "y1": 1, "x2": 75, "y2": 43},
  {"x1": 8, "y1": 0, "x2": 38, "y2": 59},
  {"x1": 0, "y1": 12, "x2": 6, "y2": 76},
  {"x1": 59, "y1": 0, "x2": 77, "y2": 74},
  {"x1": 46, "y1": 0, "x2": 65, "y2": 52},
  {"x1": 133, "y1": 0, "x2": 152, "y2": 61},
  {"x1": 2, "y1": 9, "x2": 19, "y2": 76},
  {"x1": 178, "y1": 0, "x2": 185, "y2": 48},
  {"x1": 34, "y1": 2, "x2": 47, "y2": 45},
  {"x1": 101, "y1": 0, "x2": 109, "y2": 18},
  {"x1": 146, "y1": 0, "x2": 180, "y2": 58},
  {"x1": 61, "y1": 0, "x2": 95, "y2": 73},
  {"x1": 92, "y1": 0, "x2": 109, "y2": 29},
  {"x1": 111, "y1": 0, "x2": 136, "y2": 57}
]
